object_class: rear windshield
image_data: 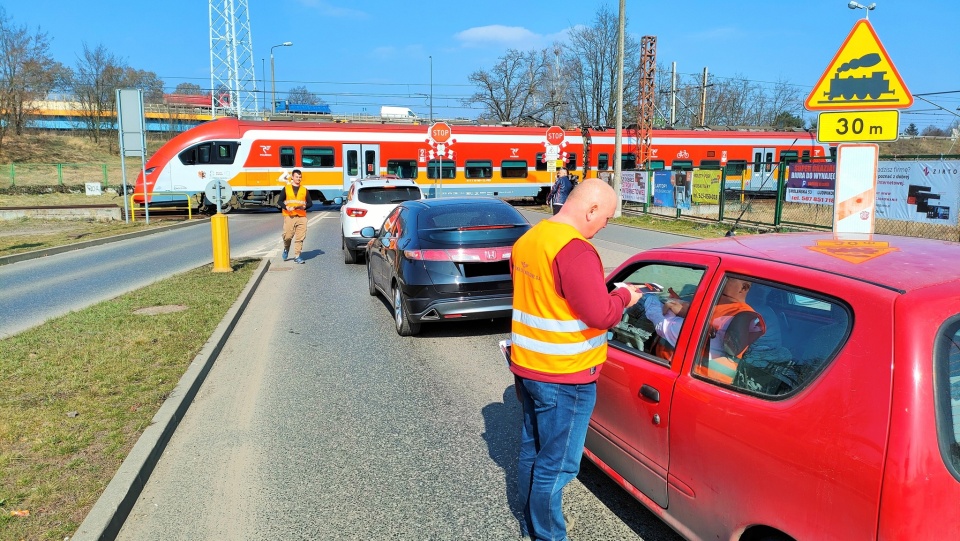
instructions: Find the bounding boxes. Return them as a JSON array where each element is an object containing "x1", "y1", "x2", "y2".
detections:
[
  {"x1": 417, "y1": 202, "x2": 529, "y2": 245},
  {"x1": 357, "y1": 186, "x2": 421, "y2": 205},
  {"x1": 936, "y1": 315, "x2": 960, "y2": 480}
]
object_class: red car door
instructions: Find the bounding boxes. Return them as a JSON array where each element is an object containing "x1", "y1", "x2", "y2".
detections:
[{"x1": 588, "y1": 252, "x2": 720, "y2": 508}]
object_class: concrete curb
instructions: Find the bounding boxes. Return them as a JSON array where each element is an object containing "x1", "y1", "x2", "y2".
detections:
[
  {"x1": 71, "y1": 257, "x2": 272, "y2": 541},
  {"x1": 0, "y1": 218, "x2": 208, "y2": 266}
]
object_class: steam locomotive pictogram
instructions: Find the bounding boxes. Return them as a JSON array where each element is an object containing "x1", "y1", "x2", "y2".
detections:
[{"x1": 823, "y1": 53, "x2": 896, "y2": 101}]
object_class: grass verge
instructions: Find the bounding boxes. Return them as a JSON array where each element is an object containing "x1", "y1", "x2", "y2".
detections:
[
  {"x1": 0, "y1": 218, "x2": 170, "y2": 258},
  {"x1": 0, "y1": 258, "x2": 259, "y2": 540}
]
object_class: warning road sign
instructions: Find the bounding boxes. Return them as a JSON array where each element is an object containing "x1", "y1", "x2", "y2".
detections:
[{"x1": 805, "y1": 19, "x2": 912, "y2": 111}]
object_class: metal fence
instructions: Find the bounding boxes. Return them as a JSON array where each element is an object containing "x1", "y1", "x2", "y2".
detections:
[
  {"x1": 2, "y1": 163, "x2": 147, "y2": 188},
  {"x1": 624, "y1": 154, "x2": 960, "y2": 242}
]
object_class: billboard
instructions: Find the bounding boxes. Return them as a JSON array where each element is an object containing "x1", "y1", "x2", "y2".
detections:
[
  {"x1": 876, "y1": 161, "x2": 958, "y2": 223},
  {"x1": 786, "y1": 163, "x2": 837, "y2": 205}
]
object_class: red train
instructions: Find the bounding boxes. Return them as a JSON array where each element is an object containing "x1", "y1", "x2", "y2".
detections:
[{"x1": 135, "y1": 118, "x2": 830, "y2": 210}]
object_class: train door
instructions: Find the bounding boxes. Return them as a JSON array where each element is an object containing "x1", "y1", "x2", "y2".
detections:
[
  {"x1": 750, "y1": 147, "x2": 776, "y2": 191},
  {"x1": 342, "y1": 144, "x2": 380, "y2": 191}
]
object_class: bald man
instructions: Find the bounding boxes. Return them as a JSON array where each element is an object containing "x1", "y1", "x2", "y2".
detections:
[{"x1": 509, "y1": 179, "x2": 642, "y2": 540}]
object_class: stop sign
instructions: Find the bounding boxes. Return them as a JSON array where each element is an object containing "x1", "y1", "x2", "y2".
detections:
[
  {"x1": 546, "y1": 126, "x2": 565, "y2": 145},
  {"x1": 430, "y1": 122, "x2": 452, "y2": 143}
]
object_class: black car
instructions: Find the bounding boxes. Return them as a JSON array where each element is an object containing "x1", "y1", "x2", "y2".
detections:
[{"x1": 363, "y1": 197, "x2": 531, "y2": 336}]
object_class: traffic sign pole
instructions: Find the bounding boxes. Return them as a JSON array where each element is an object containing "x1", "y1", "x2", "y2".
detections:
[{"x1": 429, "y1": 122, "x2": 453, "y2": 199}]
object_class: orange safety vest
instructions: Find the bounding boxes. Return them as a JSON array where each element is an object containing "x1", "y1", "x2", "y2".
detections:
[
  {"x1": 510, "y1": 220, "x2": 607, "y2": 375},
  {"x1": 282, "y1": 184, "x2": 308, "y2": 217},
  {"x1": 693, "y1": 302, "x2": 765, "y2": 384}
]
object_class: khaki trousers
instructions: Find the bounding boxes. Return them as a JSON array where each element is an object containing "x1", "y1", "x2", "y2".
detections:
[{"x1": 282, "y1": 214, "x2": 307, "y2": 257}]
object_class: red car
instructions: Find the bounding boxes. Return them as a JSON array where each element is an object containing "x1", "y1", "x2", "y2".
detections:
[{"x1": 587, "y1": 232, "x2": 960, "y2": 541}]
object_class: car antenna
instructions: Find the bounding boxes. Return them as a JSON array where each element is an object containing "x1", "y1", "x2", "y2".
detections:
[{"x1": 725, "y1": 136, "x2": 801, "y2": 237}]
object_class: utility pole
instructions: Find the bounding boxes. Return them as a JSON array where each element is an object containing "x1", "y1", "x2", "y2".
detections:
[
  {"x1": 613, "y1": 0, "x2": 625, "y2": 217},
  {"x1": 699, "y1": 67, "x2": 708, "y2": 127},
  {"x1": 670, "y1": 62, "x2": 677, "y2": 128}
]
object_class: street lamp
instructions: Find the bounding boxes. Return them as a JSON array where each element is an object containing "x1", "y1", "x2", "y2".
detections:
[
  {"x1": 847, "y1": 1, "x2": 876, "y2": 19},
  {"x1": 429, "y1": 55, "x2": 433, "y2": 123},
  {"x1": 270, "y1": 41, "x2": 293, "y2": 114}
]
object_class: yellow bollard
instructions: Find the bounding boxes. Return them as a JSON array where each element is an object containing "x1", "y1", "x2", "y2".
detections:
[{"x1": 211, "y1": 213, "x2": 233, "y2": 273}]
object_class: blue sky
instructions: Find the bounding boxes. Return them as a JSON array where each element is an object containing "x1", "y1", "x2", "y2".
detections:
[{"x1": 8, "y1": 0, "x2": 960, "y2": 128}]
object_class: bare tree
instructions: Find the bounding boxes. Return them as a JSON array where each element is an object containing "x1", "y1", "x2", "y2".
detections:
[
  {"x1": 173, "y1": 82, "x2": 203, "y2": 95},
  {"x1": 464, "y1": 48, "x2": 549, "y2": 125},
  {"x1": 70, "y1": 42, "x2": 127, "y2": 142},
  {"x1": 287, "y1": 85, "x2": 323, "y2": 105},
  {"x1": 122, "y1": 68, "x2": 164, "y2": 104},
  {"x1": 563, "y1": 5, "x2": 640, "y2": 128},
  {"x1": 0, "y1": 7, "x2": 64, "y2": 146}
]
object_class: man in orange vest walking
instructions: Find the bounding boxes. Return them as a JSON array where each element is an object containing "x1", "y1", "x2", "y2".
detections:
[
  {"x1": 277, "y1": 169, "x2": 312, "y2": 264},
  {"x1": 509, "y1": 178, "x2": 642, "y2": 540}
]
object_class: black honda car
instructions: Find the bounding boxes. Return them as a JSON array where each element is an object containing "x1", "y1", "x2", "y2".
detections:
[{"x1": 363, "y1": 197, "x2": 531, "y2": 336}]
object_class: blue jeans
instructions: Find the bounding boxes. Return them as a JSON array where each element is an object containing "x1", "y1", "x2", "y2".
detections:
[{"x1": 517, "y1": 378, "x2": 597, "y2": 541}]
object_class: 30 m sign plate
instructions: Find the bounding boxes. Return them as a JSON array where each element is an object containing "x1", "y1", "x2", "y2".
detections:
[{"x1": 817, "y1": 110, "x2": 900, "y2": 143}]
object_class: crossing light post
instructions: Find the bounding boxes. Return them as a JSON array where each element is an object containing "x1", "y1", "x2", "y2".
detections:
[{"x1": 270, "y1": 42, "x2": 293, "y2": 114}]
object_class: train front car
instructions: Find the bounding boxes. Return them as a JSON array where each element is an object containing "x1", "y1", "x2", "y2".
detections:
[{"x1": 134, "y1": 118, "x2": 244, "y2": 211}]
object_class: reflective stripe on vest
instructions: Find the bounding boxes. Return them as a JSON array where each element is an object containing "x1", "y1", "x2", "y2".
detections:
[
  {"x1": 283, "y1": 184, "x2": 308, "y2": 217},
  {"x1": 510, "y1": 220, "x2": 607, "y2": 375}
]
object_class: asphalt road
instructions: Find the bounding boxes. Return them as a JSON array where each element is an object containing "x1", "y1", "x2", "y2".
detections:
[
  {"x1": 0, "y1": 208, "x2": 335, "y2": 339},
  {"x1": 113, "y1": 210, "x2": 690, "y2": 541}
]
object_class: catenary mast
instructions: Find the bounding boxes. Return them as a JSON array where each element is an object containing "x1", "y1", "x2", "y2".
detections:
[{"x1": 209, "y1": 0, "x2": 259, "y2": 119}]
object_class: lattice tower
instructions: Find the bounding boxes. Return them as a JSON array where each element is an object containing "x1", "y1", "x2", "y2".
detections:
[
  {"x1": 637, "y1": 36, "x2": 657, "y2": 167},
  {"x1": 209, "y1": 0, "x2": 259, "y2": 118}
]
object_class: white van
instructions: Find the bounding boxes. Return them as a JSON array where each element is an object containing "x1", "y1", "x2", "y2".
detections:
[{"x1": 380, "y1": 106, "x2": 418, "y2": 121}]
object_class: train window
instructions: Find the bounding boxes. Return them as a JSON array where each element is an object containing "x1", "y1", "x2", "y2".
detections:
[
  {"x1": 648, "y1": 160, "x2": 665, "y2": 171},
  {"x1": 213, "y1": 143, "x2": 235, "y2": 164},
  {"x1": 765, "y1": 152, "x2": 774, "y2": 172},
  {"x1": 700, "y1": 160, "x2": 721, "y2": 170},
  {"x1": 829, "y1": 147, "x2": 838, "y2": 162},
  {"x1": 801, "y1": 150, "x2": 811, "y2": 163},
  {"x1": 365, "y1": 150, "x2": 377, "y2": 174},
  {"x1": 671, "y1": 160, "x2": 693, "y2": 171},
  {"x1": 178, "y1": 143, "x2": 212, "y2": 165},
  {"x1": 725, "y1": 160, "x2": 747, "y2": 176},
  {"x1": 387, "y1": 159, "x2": 418, "y2": 179},
  {"x1": 281, "y1": 147, "x2": 295, "y2": 168},
  {"x1": 753, "y1": 152, "x2": 762, "y2": 173},
  {"x1": 427, "y1": 159, "x2": 456, "y2": 179},
  {"x1": 465, "y1": 160, "x2": 493, "y2": 179},
  {"x1": 621, "y1": 153, "x2": 637, "y2": 170},
  {"x1": 501, "y1": 160, "x2": 528, "y2": 179},
  {"x1": 301, "y1": 147, "x2": 334, "y2": 168},
  {"x1": 780, "y1": 150, "x2": 799, "y2": 165},
  {"x1": 346, "y1": 150, "x2": 358, "y2": 176},
  {"x1": 598, "y1": 153, "x2": 609, "y2": 170},
  {"x1": 535, "y1": 153, "x2": 548, "y2": 171},
  {"x1": 566, "y1": 153, "x2": 578, "y2": 170}
]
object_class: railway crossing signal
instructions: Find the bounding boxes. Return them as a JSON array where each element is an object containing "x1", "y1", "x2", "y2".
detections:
[
  {"x1": 546, "y1": 126, "x2": 565, "y2": 145},
  {"x1": 804, "y1": 19, "x2": 912, "y2": 111},
  {"x1": 429, "y1": 122, "x2": 452, "y2": 144}
]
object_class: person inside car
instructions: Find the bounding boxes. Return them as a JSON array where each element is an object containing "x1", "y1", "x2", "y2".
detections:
[{"x1": 641, "y1": 278, "x2": 765, "y2": 383}]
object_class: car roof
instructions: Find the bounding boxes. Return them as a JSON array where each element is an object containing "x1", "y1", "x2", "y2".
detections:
[
  {"x1": 665, "y1": 232, "x2": 960, "y2": 293},
  {"x1": 402, "y1": 196, "x2": 504, "y2": 209}
]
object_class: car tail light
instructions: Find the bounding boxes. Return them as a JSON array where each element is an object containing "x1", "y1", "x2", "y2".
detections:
[
  {"x1": 345, "y1": 207, "x2": 367, "y2": 217},
  {"x1": 403, "y1": 246, "x2": 512, "y2": 262}
]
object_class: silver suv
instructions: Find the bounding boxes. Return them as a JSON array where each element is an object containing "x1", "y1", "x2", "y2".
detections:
[{"x1": 335, "y1": 176, "x2": 424, "y2": 264}]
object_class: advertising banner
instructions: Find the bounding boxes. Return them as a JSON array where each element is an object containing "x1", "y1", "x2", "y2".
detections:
[
  {"x1": 652, "y1": 170, "x2": 675, "y2": 207},
  {"x1": 786, "y1": 162, "x2": 836, "y2": 205},
  {"x1": 621, "y1": 171, "x2": 647, "y2": 203},
  {"x1": 876, "y1": 161, "x2": 959, "y2": 223},
  {"x1": 691, "y1": 170, "x2": 722, "y2": 205}
]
